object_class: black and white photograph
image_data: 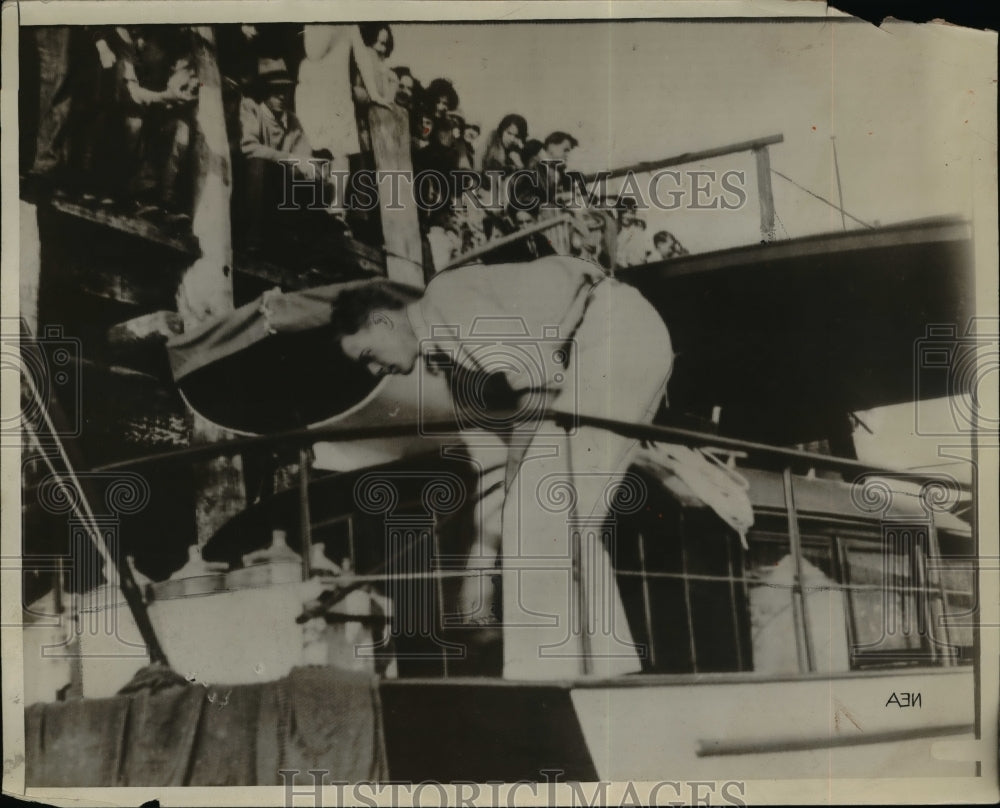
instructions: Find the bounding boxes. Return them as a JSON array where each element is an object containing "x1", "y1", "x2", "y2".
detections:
[{"x1": 2, "y1": 1, "x2": 998, "y2": 805}]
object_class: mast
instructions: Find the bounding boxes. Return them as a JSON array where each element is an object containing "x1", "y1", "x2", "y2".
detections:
[
  {"x1": 831, "y1": 136, "x2": 847, "y2": 232},
  {"x1": 180, "y1": 25, "x2": 247, "y2": 544}
]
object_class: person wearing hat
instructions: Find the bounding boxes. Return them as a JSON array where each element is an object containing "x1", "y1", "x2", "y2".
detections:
[
  {"x1": 541, "y1": 131, "x2": 579, "y2": 199},
  {"x1": 448, "y1": 110, "x2": 475, "y2": 171},
  {"x1": 462, "y1": 120, "x2": 481, "y2": 168},
  {"x1": 447, "y1": 110, "x2": 465, "y2": 137},
  {"x1": 238, "y1": 57, "x2": 328, "y2": 248},
  {"x1": 329, "y1": 255, "x2": 674, "y2": 680},
  {"x1": 650, "y1": 229, "x2": 690, "y2": 261},
  {"x1": 391, "y1": 65, "x2": 421, "y2": 109},
  {"x1": 412, "y1": 114, "x2": 464, "y2": 217},
  {"x1": 112, "y1": 26, "x2": 199, "y2": 220},
  {"x1": 411, "y1": 103, "x2": 435, "y2": 153},
  {"x1": 615, "y1": 196, "x2": 650, "y2": 268},
  {"x1": 239, "y1": 57, "x2": 312, "y2": 165}
]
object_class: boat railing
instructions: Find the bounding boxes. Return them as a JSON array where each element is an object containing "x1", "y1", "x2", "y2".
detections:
[
  {"x1": 64, "y1": 409, "x2": 978, "y2": 678},
  {"x1": 438, "y1": 134, "x2": 786, "y2": 276},
  {"x1": 580, "y1": 133, "x2": 785, "y2": 247},
  {"x1": 440, "y1": 213, "x2": 585, "y2": 272}
]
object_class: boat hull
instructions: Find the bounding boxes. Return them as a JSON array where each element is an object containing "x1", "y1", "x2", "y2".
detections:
[{"x1": 379, "y1": 668, "x2": 976, "y2": 781}]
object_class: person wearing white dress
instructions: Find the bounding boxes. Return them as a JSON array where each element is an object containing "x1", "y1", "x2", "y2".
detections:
[{"x1": 295, "y1": 25, "x2": 390, "y2": 213}]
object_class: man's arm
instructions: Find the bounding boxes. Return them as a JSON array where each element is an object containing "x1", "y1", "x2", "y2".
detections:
[
  {"x1": 239, "y1": 98, "x2": 292, "y2": 163},
  {"x1": 421, "y1": 258, "x2": 599, "y2": 394},
  {"x1": 119, "y1": 47, "x2": 197, "y2": 109}
]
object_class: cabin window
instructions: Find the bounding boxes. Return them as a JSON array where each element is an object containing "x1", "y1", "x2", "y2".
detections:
[
  {"x1": 842, "y1": 538, "x2": 926, "y2": 667},
  {"x1": 936, "y1": 557, "x2": 977, "y2": 663},
  {"x1": 739, "y1": 524, "x2": 975, "y2": 674},
  {"x1": 615, "y1": 503, "x2": 753, "y2": 675},
  {"x1": 744, "y1": 531, "x2": 851, "y2": 674},
  {"x1": 300, "y1": 465, "x2": 975, "y2": 679}
]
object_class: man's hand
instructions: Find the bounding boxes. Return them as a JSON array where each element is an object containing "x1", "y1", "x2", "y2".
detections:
[
  {"x1": 164, "y1": 64, "x2": 199, "y2": 104},
  {"x1": 95, "y1": 39, "x2": 117, "y2": 69},
  {"x1": 290, "y1": 156, "x2": 319, "y2": 181}
]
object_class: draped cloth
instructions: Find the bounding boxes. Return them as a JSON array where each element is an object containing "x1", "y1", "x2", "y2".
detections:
[
  {"x1": 165, "y1": 279, "x2": 420, "y2": 434},
  {"x1": 24, "y1": 666, "x2": 387, "y2": 786}
]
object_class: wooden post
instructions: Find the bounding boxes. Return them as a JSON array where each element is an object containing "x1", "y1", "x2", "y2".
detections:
[
  {"x1": 178, "y1": 26, "x2": 234, "y2": 321},
  {"x1": 178, "y1": 26, "x2": 246, "y2": 545},
  {"x1": 754, "y1": 145, "x2": 776, "y2": 243},
  {"x1": 368, "y1": 76, "x2": 424, "y2": 287},
  {"x1": 19, "y1": 201, "x2": 42, "y2": 336},
  {"x1": 782, "y1": 467, "x2": 814, "y2": 673}
]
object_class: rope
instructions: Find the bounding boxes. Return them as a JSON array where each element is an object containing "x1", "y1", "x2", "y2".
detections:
[
  {"x1": 305, "y1": 567, "x2": 969, "y2": 597},
  {"x1": 770, "y1": 168, "x2": 874, "y2": 229},
  {"x1": 22, "y1": 371, "x2": 122, "y2": 587},
  {"x1": 381, "y1": 248, "x2": 426, "y2": 273},
  {"x1": 774, "y1": 209, "x2": 791, "y2": 239}
]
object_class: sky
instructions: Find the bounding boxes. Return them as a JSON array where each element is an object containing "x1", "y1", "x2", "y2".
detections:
[
  {"x1": 390, "y1": 19, "x2": 993, "y2": 253},
  {"x1": 389, "y1": 18, "x2": 996, "y2": 475}
]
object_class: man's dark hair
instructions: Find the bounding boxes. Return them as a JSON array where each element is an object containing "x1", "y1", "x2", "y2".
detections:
[
  {"x1": 653, "y1": 230, "x2": 670, "y2": 246},
  {"x1": 496, "y1": 113, "x2": 528, "y2": 141},
  {"x1": 329, "y1": 284, "x2": 416, "y2": 337},
  {"x1": 426, "y1": 78, "x2": 459, "y2": 111},
  {"x1": 543, "y1": 131, "x2": 579, "y2": 149},
  {"x1": 521, "y1": 139, "x2": 545, "y2": 164},
  {"x1": 391, "y1": 65, "x2": 413, "y2": 81},
  {"x1": 359, "y1": 23, "x2": 395, "y2": 57}
]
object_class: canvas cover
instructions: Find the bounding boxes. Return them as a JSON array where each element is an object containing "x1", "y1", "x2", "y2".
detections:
[{"x1": 166, "y1": 280, "x2": 421, "y2": 434}]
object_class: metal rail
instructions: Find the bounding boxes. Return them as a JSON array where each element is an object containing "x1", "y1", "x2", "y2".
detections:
[
  {"x1": 441, "y1": 214, "x2": 578, "y2": 271},
  {"x1": 89, "y1": 410, "x2": 973, "y2": 493},
  {"x1": 82, "y1": 410, "x2": 971, "y2": 678}
]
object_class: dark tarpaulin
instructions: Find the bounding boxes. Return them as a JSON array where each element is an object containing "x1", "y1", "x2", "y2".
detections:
[
  {"x1": 165, "y1": 279, "x2": 421, "y2": 434},
  {"x1": 24, "y1": 666, "x2": 388, "y2": 786}
]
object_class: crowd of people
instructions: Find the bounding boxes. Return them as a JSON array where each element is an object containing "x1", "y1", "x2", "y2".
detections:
[
  {"x1": 24, "y1": 26, "x2": 201, "y2": 227},
  {"x1": 23, "y1": 23, "x2": 688, "y2": 269}
]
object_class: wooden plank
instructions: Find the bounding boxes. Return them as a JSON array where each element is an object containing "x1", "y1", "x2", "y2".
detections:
[
  {"x1": 343, "y1": 238, "x2": 390, "y2": 277},
  {"x1": 107, "y1": 311, "x2": 185, "y2": 347},
  {"x1": 49, "y1": 197, "x2": 200, "y2": 255},
  {"x1": 581, "y1": 134, "x2": 784, "y2": 183},
  {"x1": 442, "y1": 214, "x2": 574, "y2": 271},
  {"x1": 369, "y1": 102, "x2": 425, "y2": 288},
  {"x1": 754, "y1": 145, "x2": 776, "y2": 242},
  {"x1": 70, "y1": 264, "x2": 178, "y2": 308},
  {"x1": 234, "y1": 238, "x2": 386, "y2": 290}
]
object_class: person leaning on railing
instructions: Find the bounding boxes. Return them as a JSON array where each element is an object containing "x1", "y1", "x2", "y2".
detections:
[
  {"x1": 481, "y1": 113, "x2": 529, "y2": 175},
  {"x1": 112, "y1": 26, "x2": 200, "y2": 222},
  {"x1": 237, "y1": 57, "x2": 341, "y2": 248},
  {"x1": 351, "y1": 23, "x2": 396, "y2": 154},
  {"x1": 328, "y1": 254, "x2": 674, "y2": 680}
]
